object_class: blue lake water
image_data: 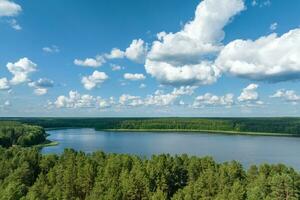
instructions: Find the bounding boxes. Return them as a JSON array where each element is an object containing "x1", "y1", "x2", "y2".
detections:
[{"x1": 42, "y1": 128, "x2": 300, "y2": 169}]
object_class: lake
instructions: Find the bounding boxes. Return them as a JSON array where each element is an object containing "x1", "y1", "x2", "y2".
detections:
[{"x1": 42, "y1": 128, "x2": 300, "y2": 169}]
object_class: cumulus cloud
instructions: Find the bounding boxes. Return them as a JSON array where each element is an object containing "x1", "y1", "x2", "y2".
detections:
[
  {"x1": 216, "y1": 29, "x2": 300, "y2": 82},
  {"x1": 192, "y1": 93, "x2": 234, "y2": 108},
  {"x1": 105, "y1": 48, "x2": 125, "y2": 59},
  {"x1": 52, "y1": 91, "x2": 114, "y2": 109},
  {"x1": 6, "y1": 57, "x2": 37, "y2": 85},
  {"x1": 0, "y1": 77, "x2": 10, "y2": 90},
  {"x1": 106, "y1": 39, "x2": 147, "y2": 63},
  {"x1": 119, "y1": 94, "x2": 144, "y2": 107},
  {"x1": 270, "y1": 89, "x2": 300, "y2": 104},
  {"x1": 0, "y1": 0, "x2": 21, "y2": 17},
  {"x1": 0, "y1": 0, "x2": 22, "y2": 30},
  {"x1": 237, "y1": 84, "x2": 264, "y2": 107},
  {"x1": 123, "y1": 73, "x2": 146, "y2": 81},
  {"x1": 145, "y1": 0, "x2": 245, "y2": 86},
  {"x1": 98, "y1": 97, "x2": 114, "y2": 108},
  {"x1": 43, "y1": 45, "x2": 60, "y2": 53},
  {"x1": 74, "y1": 55, "x2": 105, "y2": 68},
  {"x1": 238, "y1": 84, "x2": 259, "y2": 102},
  {"x1": 81, "y1": 71, "x2": 108, "y2": 90},
  {"x1": 144, "y1": 86, "x2": 196, "y2": 107},
  {"x1": 51, "y1": 86, "x2": 197, "y2": 109},
  {"x1": 33, "y1": 88, "x2": 47, "y2": 96},
  {"x1": 146, "y1": 60, "x2": 220, "y2": 86},
  {"x1": 118, "y1": 86, "x2": 196, "y2": 107},
  {"x1": 54, "y1": 91, "x2": 91, "y2": 108},
  {"x1": 125, "y1": 39, "x2": 147, "y2": 63},
  {"x1": 28, "y1": 78, "x2": 54, "y2": 95}
]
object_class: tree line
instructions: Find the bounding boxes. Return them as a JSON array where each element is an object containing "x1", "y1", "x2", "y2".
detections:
[
  {"x1": 0, "y1": 147, "x2": 299, "y2": 200},
  {"x1": 6, "y1": 117, "x2": 300, "y2": 135}
]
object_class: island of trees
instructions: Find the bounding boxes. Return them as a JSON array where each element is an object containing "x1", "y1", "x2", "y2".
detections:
[{"x1": 0, "y1": 120, "x2": 300, "y2": 199}]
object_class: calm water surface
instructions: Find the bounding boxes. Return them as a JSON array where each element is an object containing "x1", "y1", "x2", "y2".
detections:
[{"x1": 42, "y1": 128, "x2": 300, "y2": 169}]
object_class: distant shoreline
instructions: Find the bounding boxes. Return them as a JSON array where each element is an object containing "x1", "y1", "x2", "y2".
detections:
[
  {"x1": 45, "y1": 127, "x2": 299, "y2": 137},
  {"x1": 101, "y1": 128, "x2": 299, "y2": 137}
]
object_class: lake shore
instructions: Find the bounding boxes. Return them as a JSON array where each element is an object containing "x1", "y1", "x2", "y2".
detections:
[
  {"x1": 101, "y1": 128, "x2": 299, "y2": 137},
  {"x1": 33, "y1": 140, "x2": 59, "y2": 148}
]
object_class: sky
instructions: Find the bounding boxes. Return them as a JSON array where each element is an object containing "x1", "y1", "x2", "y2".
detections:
[{"x1": 0, "y1": 0, "x2": 300, "y2": 117}]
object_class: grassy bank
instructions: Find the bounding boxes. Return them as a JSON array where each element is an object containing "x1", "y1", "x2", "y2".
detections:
[{"x1": 33, "y1": 140, "x2": 59, "y2": 148}]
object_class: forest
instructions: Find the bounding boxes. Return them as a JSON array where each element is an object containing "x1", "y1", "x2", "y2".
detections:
[
  {"x1": 0, "y1": 147, "x2": 300, "y2": 200},
  {"x1": 0, "y1": 121, "x2": 300, "y2": 199},
  {"x1": 0, "y1": 121, "x2": 47, "y2": 148},
  {"x1": 4, "y1": 117, "x2": 300, "y2": 135}
]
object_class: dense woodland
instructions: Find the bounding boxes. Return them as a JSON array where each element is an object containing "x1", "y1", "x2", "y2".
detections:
[
  {"x1": 1, "y1": 120, "x2": 300, "y2": 199},
  {"x1": 0, "y1": 121, "x2": 47, "y2": 148},
  {"x1": 0, "y1": 147, "x2": 300, "y2": 200},
  {"x1": 5, "y1": 117, "x2": 300, "y2": 135}
]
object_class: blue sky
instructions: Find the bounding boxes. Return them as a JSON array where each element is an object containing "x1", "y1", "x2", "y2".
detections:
[{"x1": 0, "y1": 0, "x2": 300, "y2": 117}]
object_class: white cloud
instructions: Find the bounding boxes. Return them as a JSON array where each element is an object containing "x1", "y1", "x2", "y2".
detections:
[
  {"x1": 33, "y1": 88, "x2": 47, "y2": 96},
  {"x1": 29, "y1": 78, "x2": 54, "y2": 88},
  {"x1": 74, "y1": 55, "x2": 105, "y2": 68},
  {"x1": 0, "y1": 0, "x2": 22, "y2": 30},
  {"x1": 105, "y1": 48, "x2": 125, "y2": 59},
  {"x1": 54, "y1": 91, "x2": 94, "y2": 108},
  {"x1": 144, "y1": 86, "x2": 196, "y2": 106},
  {"x1": 145, "y1": 0, "x2": 245, "y2": 86},
  {"x1": 118, "y1": 86, "x2": 196, "y2": 107},
  {"x1": 52, "y1": 86, "x2": 197, "y2": 109},
  {"x1": 7, "y1": 18, "x2": 21, "y2": 30},
  {"x1": 28, "y1": 78, "x2": 54, "y2": 95},
  {"x1": 216, "y1": 29, "x2": 300, "y2": 82},
  {"x1": 98, "y1": 97, "x2": 114, "y2": 108},
  {"x1": 125, "y1": 39, "x2": 147, "y2": 63},
  {"x1": 123, "y1": 73, "x2": 146, "y2": 81},
  {"x1": 119, "y1": 94, "x2": 144, "y2": 107},
  {"x1": 270, "y1": 22, "x2": 278, "y2": 31},
  {"x1": 238, "y1": 84, "x2": 260, "y2": 103},
  {"x1": 52, "y1": 90, "x2": 114, "y2": 109},
  {"x1": 270, "y1": 89, "x2": 300, "y2": 104},
  {"x1": 81, "y1": 71, "x2": 108, "y2": 90},
  {"x1": 6, "y1": 57, "x2": 37, "y2": 85},
  {"x1": 106, "y1": 39, "x2": 147, "y2": 63},
  {"x1": 0, "y1": 0, "x2": 21, "y2": 17},
  {"x1": 193, "y1": 93, "x2": 234, "y2": 108},
  {"x1": 238, "y1": 83, "x2": 264, "y2": 107},
  {"x1": 0, "y1": 77, "x2": 10, "y2": 90},
  {"x1": 145, "y1": 60, "x2": 220, "y2": 86},
  {"x1": 43, "y1": 45, "x2": 60, "y2": 53}
]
